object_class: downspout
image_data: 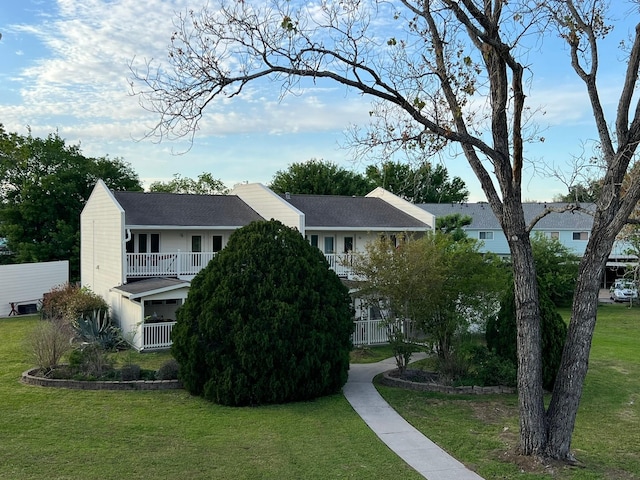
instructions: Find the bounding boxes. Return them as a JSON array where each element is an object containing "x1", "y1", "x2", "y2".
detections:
[{"x1": 123, "y1": 228, "x2": 132, "y2": 284}]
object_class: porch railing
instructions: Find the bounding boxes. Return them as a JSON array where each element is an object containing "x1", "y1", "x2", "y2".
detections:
[
  {"x1": 352, "y1": 319, "x2": 388, "y2": 345},
  {"x1": 127, "y1": 252, "x2": 216, "y2": 277},
  {"x1": 139, "y1": 319, "x2": 389, "y2": 350},
  {"x1": 324, "y1": 253, "x2": 355, "y2": 278},
  {"x1": 142, "y1": 321, "x2": 177, "y2": 350}
]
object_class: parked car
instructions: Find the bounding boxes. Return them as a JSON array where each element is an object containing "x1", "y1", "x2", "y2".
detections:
[{"x1": 610, "y1": 279, "x2": 639, "y2": 302}]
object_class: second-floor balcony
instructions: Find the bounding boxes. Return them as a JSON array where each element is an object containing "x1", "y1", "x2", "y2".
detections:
[{"x1": 126, "y1": 252, "x2": 356, "y2": 279}]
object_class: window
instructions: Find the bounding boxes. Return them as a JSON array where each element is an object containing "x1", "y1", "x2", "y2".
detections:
[
  {"x1": 192, "y1": 235, "x2": 202, "y2": 266},
  {"x1": 549, "y1": 231, "x2": 560, "y2": 240},
  {"x1": 212, "y1": 235, "x2": 223, "y2": 252},
  {"x1": 150, "y1": 233, "x2": 160, "y2": 253},
  {"x1": 343, "y1": 236, "x2": 354, "y2": 253},
  {"x1": 310, "y1": 234, "x2": 318, "y2": 248},
  {"x1": 138, "y1": 233, "x2": 148, "y2": 253},
  {"x1": 191, "y1": 235, "x2": 202, "y2": 252},
  {"x1": 573, "y1": 231, "x2": 589, "y2": 240},
  {"x1": 479, "y1": 231, "x2": 494, "y2": 240},
  {"x1": 324, "y1": 236, "x2": 335, "y2": 254}
]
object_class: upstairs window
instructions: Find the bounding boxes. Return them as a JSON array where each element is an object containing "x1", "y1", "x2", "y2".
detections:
[
  {"x1": 324, "y1": 236, "x2": 335, "y2": 254},
  {"x1": 344, "y1": 236, "x2": 354, "y2": 253},
  {"x1": 191, "y1": 235, "x2": 202, "y2": 252},
  {"x1": 150, "y1": 234, "x2": 160, "y2": 253},
  {"x1": 573, "y1": 231, "x2": 589, "y2": 240},
  {"x1": 479, "y1": 231, "x2": 494, "y2": 240},
  {"x1": 212, "y1": 235, "x2": 223, "y2": 252},
  {"x1": 138, "y1": 233, "x2": 148, "y2": 253}
]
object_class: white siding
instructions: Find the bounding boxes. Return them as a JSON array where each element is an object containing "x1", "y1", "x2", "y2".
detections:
[
  {"x1": 232, "y1": 183, "x2": 305, "y2": 233},
  {"x1": 80, "y1": 180, "x2": 125, "y2": 310},
  {"x1": 366, "y1": 187, "x2": 435, "y2": 229},
  {"x1": 0, "y1": 261, "x2": 69, "y2": 317},
  {"x1": 119, "y1": 298, "x2": 143, "y2": 349}
]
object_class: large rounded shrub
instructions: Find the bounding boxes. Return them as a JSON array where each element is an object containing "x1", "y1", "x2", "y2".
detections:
[
  {"x1": 486, "y1": 284, "x2": 567, "y2": 391},
  {"x1": 171, "y1": 220, "x2": 353, "y2": 406}
]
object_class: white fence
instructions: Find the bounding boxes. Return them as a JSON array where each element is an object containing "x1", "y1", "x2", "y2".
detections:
[{"x1": 142, "y1": 321, "x2": 176, "y2": 350}]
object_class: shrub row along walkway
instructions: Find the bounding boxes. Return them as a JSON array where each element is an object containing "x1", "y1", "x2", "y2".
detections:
[{"x1": 343, "y1": 355, "x2": 484, "y2": 480}]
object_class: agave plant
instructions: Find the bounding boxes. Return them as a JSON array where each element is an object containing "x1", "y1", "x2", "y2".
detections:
[{"x1": 73, "y1": 309, "x2": 126, "y2": 351}]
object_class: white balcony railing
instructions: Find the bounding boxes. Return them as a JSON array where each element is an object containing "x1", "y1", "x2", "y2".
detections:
[
  {"x1": 323, "y1": 253, "x2": 356, "y2": 278},
  {"x1": 126, "y1": 252, "x2": 216, "y2": 278},
  {"x1": 127, "y1": 252, "x2": 356, "y2": 279}
]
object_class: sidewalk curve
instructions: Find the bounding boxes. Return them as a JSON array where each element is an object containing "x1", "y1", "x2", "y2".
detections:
[{"x1": 343, "y1": 355, "x2": 484, "y2": 480}]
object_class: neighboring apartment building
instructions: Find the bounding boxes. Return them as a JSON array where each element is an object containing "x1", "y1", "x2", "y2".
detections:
[
  {"x1": 419, "y1": 202, "x2": 635, "y2": 286},
  {"x1": 81, "y1": 180, "x2": 434, "y2": 350}
]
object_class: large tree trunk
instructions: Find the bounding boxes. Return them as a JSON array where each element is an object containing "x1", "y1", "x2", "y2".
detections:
[
  {"x1": 502, "y1": 201, "x2": 548, "y2": 455},
  {"x1": 545, "y1": 218, "x2": 617, "y2": 460}
]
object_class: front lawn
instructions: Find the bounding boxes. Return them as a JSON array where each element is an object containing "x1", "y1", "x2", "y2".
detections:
[
  {"x1": 0, "y1": 316, "x2": 423, "y2": 480},
  {"x1": 4, "y1": 303, "x2": 636, "y2": 480},
  {"x1": 379, "y1": 303, "x2": 640, "y2": 479}
]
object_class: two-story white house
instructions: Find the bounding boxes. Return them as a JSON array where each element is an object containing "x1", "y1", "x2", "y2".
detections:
[{"x1": 81, "y1": 181, "x2": 434, "y2": 350}]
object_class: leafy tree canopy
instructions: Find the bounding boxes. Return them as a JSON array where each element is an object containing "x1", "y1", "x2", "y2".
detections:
[
  {"x1": 531, "y1": 232, "x2": 580, "y2": 308},
  {"x1": 487, "y1": 284, "x2": 567, "y2": 392},
  {"x1": 436, "y1": 213, "x2": 473, "y2": 242},
  {"x1": 553, "y1": 180, "x2": 602, "y2": 203},
  {"x1": 0, "y1": 126, "x2": 142, "y2": 280},
  {"x1": 269, "y1": 158, "x2": 374, "y2": 196},
  {"x1": 352, "y1": 232, "x2": 505, "y2": 362},
  {"x1": 171, "y1": 219, "x2": 353, "y2": 406},
  {"x1": 365, "y1": 161, "x2": 469, "y2": 203},
  {"x1": 148, "y1": 172, "x2": 229, "y2": 194}
]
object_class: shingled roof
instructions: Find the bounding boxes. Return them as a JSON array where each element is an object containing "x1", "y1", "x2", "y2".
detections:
[
  {"x1": 282, "y1": 194, "x2": 430, "y2": 229},
  {"x1": 111, "y1": 277, "x2": 190, "y2": 298},
  {"x1": 113, "y1": 191, "x2": 264, "y2": 227},
  {"x1": 419, "y1": 202, "x2": 595, "y2": 230}
]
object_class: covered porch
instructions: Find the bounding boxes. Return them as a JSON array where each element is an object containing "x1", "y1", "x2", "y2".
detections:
[{"x1": 110, "y1": 277, "x2": 190, "y2": 351}]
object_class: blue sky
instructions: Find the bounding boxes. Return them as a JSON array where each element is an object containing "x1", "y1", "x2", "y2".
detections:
[{"x1": 0, "y1": 1, "x2": 636, "y2": 201}]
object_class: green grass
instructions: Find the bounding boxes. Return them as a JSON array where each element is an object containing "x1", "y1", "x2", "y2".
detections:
[
  {"x1": 0, "y1": 316, "x2": 422, "y2": 480},
  {"x1": 4, "y1": 306, "x2": 638, "y2": 479},
  {"x1": 349, "y1": 344, "x2": 396, "y2": 363},
  {"x1": 379, "y1": 303, "x2": 640, "y2": 479}
]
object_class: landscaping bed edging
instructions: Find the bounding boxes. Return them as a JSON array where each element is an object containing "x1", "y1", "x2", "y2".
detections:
[
  {"x1": 21, "y1": 368, "x2": 182, "y2": 391},
  {"x1": 379, "y1": 370, "x2": 516, "y2": 395}
]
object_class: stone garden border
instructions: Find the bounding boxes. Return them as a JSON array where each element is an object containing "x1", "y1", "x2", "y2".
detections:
[
  {"x1": 379, "y1": 370, "x2": 516, "y2": 395},
  {"x1": 21, "y1": 368, "x2": 182, "y2": 391}
]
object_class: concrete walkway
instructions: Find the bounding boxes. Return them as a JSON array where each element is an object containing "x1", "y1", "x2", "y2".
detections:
[{"x1": 343, "y1": 355, "x2": 484, "y2": 480}]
